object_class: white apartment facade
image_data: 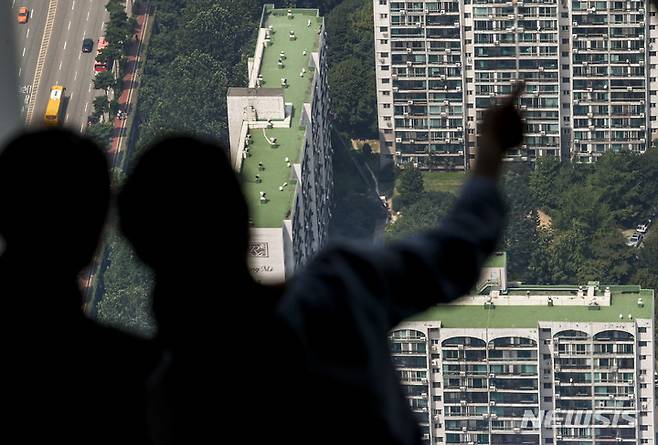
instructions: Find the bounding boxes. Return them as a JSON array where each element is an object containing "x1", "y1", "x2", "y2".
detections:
[
  {"x1": 227, "y1": 5, "x2": 333, "y2": 283},
  {"x1": 374, "y1": 0, "x2": 656, "y2": 168},
  {"x1": 390, "y1": 256, "x2": 656, "y2": 445}
]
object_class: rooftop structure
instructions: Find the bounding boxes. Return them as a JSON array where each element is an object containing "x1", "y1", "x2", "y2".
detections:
[
  {"x1": 391, "y1": 255, "x2": 655, "y2": 445},
  {"x1": 227, "y1": 5, "x2": 332, "y2": 283}
]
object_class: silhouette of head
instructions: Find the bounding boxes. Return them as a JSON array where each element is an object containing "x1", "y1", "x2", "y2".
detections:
[
  {"x1": 118, "y1": 136, "x2": 249, "y2": 274},
  {"x1": 0, "y1": 129, "x2": 110, "y2": 275}
]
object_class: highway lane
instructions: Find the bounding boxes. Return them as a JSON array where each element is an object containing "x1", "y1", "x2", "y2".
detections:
[
  {"x1": 35, "y1": 0, "x2": 108, "y2": 132},
  {"x1": 16, "y1": 0, "x2": 108, "y2": 131},
  {"x1": 12, "y1": 0, "x2": 47, "y2": 117}
]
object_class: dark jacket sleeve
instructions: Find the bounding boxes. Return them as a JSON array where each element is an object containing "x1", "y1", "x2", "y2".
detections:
[{"x1": 281, "y1": 177, "x2": 506, "y2": 332}]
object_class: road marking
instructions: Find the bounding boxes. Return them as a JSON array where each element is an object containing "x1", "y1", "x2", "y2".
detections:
[
  {"x1": 26, "y1": 0, "x2": 59, "y2": 125},
  {"x1": 22, "y1": 47, "x2": 26, "y2": 57},
  {"x1": 66, "y1": 112, "x2": 69, "y2": 122},
  {"x1": 80, "y1": 122, "x2": 85, "y2": 132},
  {"x1": 30, "y1": 9, "x2": 33, "y2": 18},
  {"x1": 74, "y1": 71, "x2": 78, "y2": 81},
  {"x1": 68, "y1": 20, "x2": 71, "y2": 31},
  {"x1": 18, "y1": 67, "x2": 22, "y2": 77},
  {"x1": 59, "y1": 61, "x2": 62, "y2": 70},
  {"x1": 64, "y1": 41, "x2": 67, "y2": 50},
  {"x1": 72, "y1": 1, "x2": 75, "y2": 10},
  {"x1": 87, "y1": 11, "x2": 90, "y2": 21},
  {"x1": 78, "y1": 52, "x2": 81, "y2": 60},
  {"x1": 12, "y1": 0, "x2": 15, "y2": 8},
  {"x1": 88, "y1": 84, "x2": 92, "y2": 92},
  {"x1": 84, "y1": 103, "x2": 88, "y2": 112},
  {"x1": 26, "y1": 28, "x2": 30, "y2": 39}
]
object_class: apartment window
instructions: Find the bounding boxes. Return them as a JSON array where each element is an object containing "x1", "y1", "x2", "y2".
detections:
[
  {"x1": 382, "y1": 79, "x2": 390, "y2": 84},
  {"x1": 641, "y1": 384, "x2": 648, "y2": 389},
  {"x1": 562, "y1": 51, "x2": 568, "y2": 57},
  {"x1": 543, "y1": 354, "x2": 551, "y2": 359},
  {"x1": 652, "y1": 12, "x2": 657, "y2": 16},
  {"x1": 383, "y1": 103, "x2": 391, "y2": 109},
  {"x1": 562, "y1": 77, "x2": 569, "y2": 83},
  {"x1": 468, "y1": 90, "x2": 473, "y2": 96},
  {"x1": 543, "y1": 396, "x2": 552, "y2": 402},
  {"x1": 561, "y1": 26, "x2": 568, "y2": 31},
  {"x1": 562, "y1": 38, "x2": 568, "y2": 44},
  {"x1": 380, "y1": 14, "x2": 388, "y2": 19},
  {"x1": 380, "y1": 52, "x2": 389, "y2": 58},
  {"x1": 467, "y1": 116, "x2": 474, "y2": 121},
  {"x1": 381, "y1": 65, "x2": 389, "y2": 71},
  {"x1": 651, "y1": 91, "x2": 656, "y2": 96},
  {"x1": 465, "y1": 39, "x2": 472, "y2": 44},
  {"x1": 436, "y1": 438, "x2": 443, "y2": 443},
  {"x1": 641, "y1": 426, "x2": 648, "y2": 431},
  {"x1": 651, "y1": 116, "x2": 656, "y2": 121},
  {"x1": 464, "y1": 13, "x2": 470, "y2": 18},
  {"x1": 380, "y1": 27, "x2": 388, "y2": 32},
  {"x1": 563, "y1": 103, "x2": 569, "y2": 109},
  {"x1": 383, "y1": 116, "x2": 391, "y2": 121},
  {"x1": 468, "y1": 129, "x2": 474, "y2": 134},
  {"x1": 384, "y1": 129, "x2": 392, "y2": 134},
  {"x1": 433, "y1": 396, "x2": 441, "y2": 402},
  {"x1": 465, "y1": 26, "x2": 471, "y2": 31},
  {"x1": 563, "y1": 90, "x2": 570, "y2": 95},
  {"x1": 651, "y1": 38, "x2": 656, "y2": 43},
  {"x1": 651, "y1": 25, "x2": 656, "y2": 30},
  {"x1": 380, "y1": 39, "x2": 388, "y2": 44},
  {"x1": 432, "y1": 382, "x2": 441, "y2": 388},
  {"x1": 651, "y1": 78, "x2": 656, "y2": 82},
  {"x1": 641, "y1": 370, "x2": 647, "y2": 375},
  {"x1": 561, "y1": 12, "x2": 568, "y2": 18},
  {"x1": 379, "y1": 0, "x2": 387, "y2": 5},
  {"x1": 544, "y1": 369, "x2": 550, "y2": 375},
  {"x1": 543, "y1": 382, "x2": 552, "y2": 388},
  {"x1": 652, "y1": 52, "x2": 657, "y2": 57},
  {"x1": 382, "y1": 91, "x2": 390, "y2": 96},
  {"x1": 562, "y1": 64, "x2": 569, "y2": 70},
  {"x1": 564, "y1": 116, "x2": 569, "y2": 122},
  {"x1": 639, "y1": 327, "x2": 648, "y2": 333}
]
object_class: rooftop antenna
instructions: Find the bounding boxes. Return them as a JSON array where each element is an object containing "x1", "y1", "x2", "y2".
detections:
[
  {"x1": 279, "y1": 50, "x2": 286, "y2": 59},
  {"x1": 287, "y1": 9, "x2": 293, "y2": 19},
  {"x1": 289, "y1": 30, "x2": 296, "y2": 41},
  {"x1": 258, "y1": 162, "x2": 265, "y2": 171},
  {"x1": 303, "y1": 49, "x2": 307, "y2": 56},
  {"x1": 255, "y1": 174, "x2": 261, "y2": 183},
  {"x1": 307, "y1": 19, "x2": 312, "y2": 27},
  {"x1": 259, "y1": 192, "x2": 268, "y2": 203}
]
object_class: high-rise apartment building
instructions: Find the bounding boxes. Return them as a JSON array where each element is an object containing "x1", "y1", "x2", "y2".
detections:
[
  {"x1": 390, "y1": 253, "x2": 656, "y2": 445},
  {"x1": 374, "y1": 0, "x2": 654, "y2": 168},
  {"x1": 227, "y1": 5, "x2": 333, "y2": 283}
]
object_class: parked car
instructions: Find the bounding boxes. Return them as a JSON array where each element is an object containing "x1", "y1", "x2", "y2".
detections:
[
  {"x1": 82, "y1": 38, "x2": 94, "y2": 53},
  {"x1": 626, "y1": 233, "x2": 643, "y2": 247},
  {"x1": 17, "y1": 7, "x2": 29, "y2": 24},
  {"x1": 636, "y1": 219, "x2": 652, "y2": 234}
]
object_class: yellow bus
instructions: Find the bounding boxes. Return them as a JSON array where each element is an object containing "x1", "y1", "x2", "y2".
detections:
[{"x1": 44, "y1": 86, "x2": 65, "y2": 126}]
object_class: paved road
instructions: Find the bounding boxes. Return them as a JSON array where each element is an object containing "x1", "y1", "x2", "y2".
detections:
[{"x1": 12, "y1": 0, "x2": 108, "y2": 132}]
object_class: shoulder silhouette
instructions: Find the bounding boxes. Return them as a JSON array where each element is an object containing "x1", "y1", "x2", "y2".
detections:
[{"x1": 0, "y1": 129, "x2": 156, "y2": 444}]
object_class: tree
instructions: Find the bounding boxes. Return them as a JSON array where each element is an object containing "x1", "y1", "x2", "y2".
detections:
[
  {"x1": 85, "y1": 122, "x2": 113, "y2": 149},
  {"x1": 397, "y1": 168, "x2": 424, "y2": 196},
  {"x1": 387, "y1": 192, "x2": 456, "y2": 239},
  {"x1": 632, "y1": 231, "x2": 658, "y2": 291},
  {"x1": 93, "y1": 95, "x2": 110, "y2": 116},
  {"x1": 93, "y1": 71, "x2": 116, "y2": 93}
]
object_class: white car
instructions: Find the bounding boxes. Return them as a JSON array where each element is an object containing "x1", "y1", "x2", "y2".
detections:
[
  {"x1": 626, "y1": 233, "x2": 643, "y2": 247},
  {"x1": 636, "y1": 219, "x2": 651, "y2": 234}
]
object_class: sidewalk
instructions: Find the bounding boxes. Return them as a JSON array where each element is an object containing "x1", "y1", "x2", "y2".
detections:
[{"x1": 108, "y1": 1, "x2": 150, "y2": 167}]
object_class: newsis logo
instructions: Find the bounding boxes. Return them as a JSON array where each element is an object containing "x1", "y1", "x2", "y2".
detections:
[{"x1": 521, "y1": 410, "x2": 636, "y2": 429}]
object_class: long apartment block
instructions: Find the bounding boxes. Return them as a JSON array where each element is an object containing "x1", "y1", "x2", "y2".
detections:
[
  {"x1": 227, "y1": 5, "x2": 333, "y2": 283},
  {"x1": 374, "y1": 0, "x2": 656, "y2": 168},
  {"x1": 390, "y1": 253, "x2": 656, "y2": 445}
]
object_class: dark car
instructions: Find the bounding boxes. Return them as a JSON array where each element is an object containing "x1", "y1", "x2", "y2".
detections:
[{"x1": 82, "y1": 38, "x2": 94, "y2": 53}]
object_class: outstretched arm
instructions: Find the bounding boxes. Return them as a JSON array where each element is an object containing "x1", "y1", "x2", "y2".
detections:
[{"x1": 282, "y1": 83, "x2": 525, "y2": 331}]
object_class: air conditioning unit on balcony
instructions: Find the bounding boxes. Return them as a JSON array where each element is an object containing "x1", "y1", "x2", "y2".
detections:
[
  {"x1": 462, "y1": 426, "x2": 468, "y2": 432},
  {"x1": 460, "y1": 400, "x2": 468, "y2": 406},
  {"x1": 395, "y1": 137, "x2": 402, "y2": 143},
  {"x1": 572, "y1": 34, "x2": 578, "y2": 40},
  {"x1": 459, "y1": 371, "x2": 466, "y2": 376},
  {"x1": 407, "y1": 61, "x2": 413, "y2": 66},
  {"x1": 408, "y1": 100, "x2": 414, "y2": 105},
  {"x1": 489, "y1": 401, "x2": 496, "y2": 406},
  {"x1": 574, "y1": 139, "x2": 580, "y2": 144},
  {"x1": 400, "y1": 9, "x2": 406, "y2": 15},
  {"x1": 409, "y1": 139, "x2": 415, "y2": 143},
  {"x1": 573, "y1": 48, "x2": 579, "y2": 53},
  {"x1": 406, "y1": 48, "x2": 413, "y2": 54},
  {"x1": 588, "y1": 112, "x2": 594, "y2": 118},
  {"x1": 573, "y1": 21, "x2": 578, "y2": 26},
  {"x1": 573, "y1": 99, "x2": 579, "y2": 105}
]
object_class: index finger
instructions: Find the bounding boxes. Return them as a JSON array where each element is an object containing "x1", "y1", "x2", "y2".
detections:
[{"x1": 502, "y1": 80, "x2": 525, "y2": 106}]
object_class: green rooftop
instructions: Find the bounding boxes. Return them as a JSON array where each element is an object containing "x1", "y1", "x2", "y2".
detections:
[
  {"x1": 409, "y1": 287, "x2": 654, "y2": 328},
  {"x1": 484, "y1": 252, "x2": 506, "y2": 269},
  {"x1": 241, "y1": 6, "x2": 323, "y2": 228}
]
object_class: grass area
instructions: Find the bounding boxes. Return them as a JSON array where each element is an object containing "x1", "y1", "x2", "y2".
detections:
[
  {"x1": 408, "y1": 288, "x2": 654, "y2": 328},
  {"x1": 484, "y1": 252, "x2": 507, "y2": 269},
  {"x1": 241, "y1": 8, "x2": 322, "y2": 228},
  {"x1": 421, "y1": 171, "x2": 468, "y2": 194}
]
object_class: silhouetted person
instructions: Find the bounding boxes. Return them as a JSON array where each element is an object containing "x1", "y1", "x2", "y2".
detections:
[
  {"x1": 119, "y1": 84, "x2": 524, "y2": 444},
  {"x1": 0, "y1": 129, "x2": 157, "y2": 444}
]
